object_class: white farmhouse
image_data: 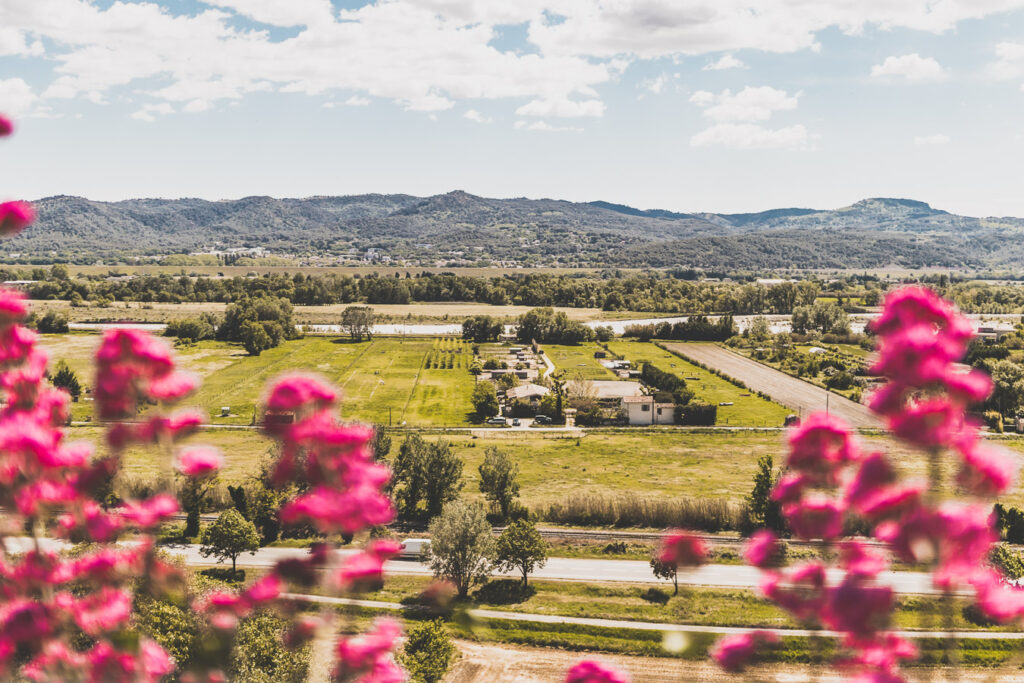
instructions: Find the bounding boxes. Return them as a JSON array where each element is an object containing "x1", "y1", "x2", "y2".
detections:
[{"x1": 622, "y1": 396, "x2": 674, "y2": 425}]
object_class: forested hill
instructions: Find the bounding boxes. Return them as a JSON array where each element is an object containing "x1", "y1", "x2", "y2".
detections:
[{"x1": 13, "y1": 192, "x2": 1024, "y2": 269}]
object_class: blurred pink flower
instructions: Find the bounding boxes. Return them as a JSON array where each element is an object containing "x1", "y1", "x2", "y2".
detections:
[
  {"x1": 566, "y1": 660, "x2": 630, "y2": 683},
  {"x1": 783, "y1": 497, "x2": 845, "y2": 541},
  {"x1": 657, "y1": 529, "x2": 707, "y2": 568},
  {"x1": 710, "y1": 630, "x2": 779, "y2": 672},
  {"x1": 743, "y1": 530, "x2": 783, "y2": 568},
  {"x1": 0, "y1": 201, "x2": 34, "y2": 237},
  {"x1": 175, "y1": 446, "x2": 223, "y2": 477},
  {"x1": 0, "y1": 115, "x2": 13, "y2": 137}
]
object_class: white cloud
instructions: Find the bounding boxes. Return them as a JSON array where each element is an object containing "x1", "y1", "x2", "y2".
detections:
[
  {"x1": 514, "y1": 120, "x2": 583, "y2": 132},
  {"x1": 345, "y1": 95, "x2": 371, "y2": 106},
  {"x1": 703, "y1": 54, "x2": 746, "y2": 71},
  {"x1": 200, "y1": 0, "x2": 335, "y2": 27},
  {"x1": 870, "y1": 54, "x2": 946, "y2": 81},
  {"x1": 464, "y1": 109, "x2": 493, "y2": 123},
  {"x1": 130, "y1": 102, "x2": 174, "y2": 122},
  {"x1": 690, "y1": 86, "x2": 799, "y2": 123},
  {"x1": 183, "y1": 99, "x2": 211, "y2": 113},
  {"x1": 914, "y1": 133, "x2": 950, "y2": 145},
  {"x1": 0, "y1": 78, "x2": 40, "y2": 117},
  {"x1": 0, "y1": 0, "x2": 1018, "y2": 121},
  {"x1": 515, "y1": 97, "x2": 605, "y2": 117},
  {"x1": 990, "y1": 42, "x2": 1024, "y2": 80},
  {"x1": 690, "y1": 123, "x2": 812, "y2": 149},
  {"x1": 642, "y1": 74, "x2": 668, "y2": 94}
]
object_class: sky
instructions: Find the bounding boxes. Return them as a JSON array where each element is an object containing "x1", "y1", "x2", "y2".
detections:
[{"x1": 3, "y1": 1, "x2": 1024, "y2": 216}]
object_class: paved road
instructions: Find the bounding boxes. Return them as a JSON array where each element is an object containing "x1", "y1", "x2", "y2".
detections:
[
  {"x1": 664, "y1": 343, "x2": 877, "y2": 428},
  {"x1": 6, "y1": 538, "x2": 940, "y2": 595}
]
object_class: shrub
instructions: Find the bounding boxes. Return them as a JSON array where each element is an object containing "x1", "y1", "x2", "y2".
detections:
[
  {"x1": 676, "y1": 402, "x2": 717, "y2": 426},
  {"x1": 36, "y1": 309, "x2": 69, "y2": 333},
  {"x1": 401, "y1": 619, "x2": 454, "y2": 683},
  {"x1": 541, "y1": 494, "x2": 744, "y2": 532}
]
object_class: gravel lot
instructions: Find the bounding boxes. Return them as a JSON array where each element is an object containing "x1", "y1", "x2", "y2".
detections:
[{"x1": 663, "y1": 343, "x2": 877, "y2": 428}]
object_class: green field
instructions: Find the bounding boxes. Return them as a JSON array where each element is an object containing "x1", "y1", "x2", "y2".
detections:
[
  {"x1": 543, "y1": 343, "x2": 618, "y2": 380},
  {"x1": 606, "y1": 341, "x2": 792, "y2": 427},
  {"x1": 42, "y1": 334, "x2": 477, "y2": 427},
  {"x1": 76, "y1": 424, "x2": 1024, "y2": 512}
]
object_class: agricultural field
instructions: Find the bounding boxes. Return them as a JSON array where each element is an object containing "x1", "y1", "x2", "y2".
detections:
[
  {"x1": 605, "y1": 340, "x2": 792, "y2": 427},
  {"x1": 28, "y1": 299, "x2": 654, "y2": 325},
  {"x1": 40, "y1": 334, "x2": 477, "y2": 427}
]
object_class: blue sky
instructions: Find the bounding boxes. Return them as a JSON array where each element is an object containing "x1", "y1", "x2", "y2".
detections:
[{"x1": 3, "y1": 0, "x2": 1024, "y2": 215}]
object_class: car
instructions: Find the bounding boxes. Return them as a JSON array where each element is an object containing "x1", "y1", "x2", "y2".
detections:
[
  {"x1": 398, "y1": 539, "x2": 431, "y2": 560},
  {"x1": 486, "y1": 416, "x2": 507, "y2": 426},
  {"x1": 511, "y1": 418, "x2": 521, "y2": 426},
  {"x1": 534, "y1": 414, "x2": 551, "y2": 425}
]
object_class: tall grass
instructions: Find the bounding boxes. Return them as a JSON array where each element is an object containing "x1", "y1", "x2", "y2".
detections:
[{"x1": 539, "y1": 493, "x2": 747, "y2": 532}]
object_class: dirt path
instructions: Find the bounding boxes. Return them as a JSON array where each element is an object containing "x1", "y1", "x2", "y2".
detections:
[
  {"x1": 664, "y1": 343, "x2": 877, "y2": 429},
  {"x1": 445, "y1": 641, "x2": 1024, "y2": 682}
]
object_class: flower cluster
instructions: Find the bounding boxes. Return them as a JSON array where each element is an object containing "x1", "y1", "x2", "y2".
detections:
[
  {"x1": 0, "y1": 112, "x2": 402, "y2": 681},
  {"x1": 709, "y1": 285, "x2": 1021, "y2": 680}
]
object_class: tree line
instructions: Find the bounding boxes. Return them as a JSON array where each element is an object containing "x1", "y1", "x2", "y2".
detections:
[{"x1": 18, "y1": 267, "x2": 825, "y2": 314}]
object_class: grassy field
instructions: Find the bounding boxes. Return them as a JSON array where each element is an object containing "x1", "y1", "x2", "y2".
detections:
[
  {"x1": 44, "y1": 334, "x2": 478, "y2": 427},
  {"x1": 76, "y1": 423, "x2": 1024, "y2": 512},
  {"x1": 544, "y1": 343, "x2": 618, "y2": 380},
  {"x1": 606, "y1": 341, "x2": 792, "y2": 427}
]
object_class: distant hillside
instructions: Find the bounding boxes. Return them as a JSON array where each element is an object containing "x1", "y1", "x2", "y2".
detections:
[{"x1": 12, "y1": 192, "x2": 1024, "y2": 269}]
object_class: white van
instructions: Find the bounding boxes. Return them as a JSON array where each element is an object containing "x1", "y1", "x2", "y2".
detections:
[{"x1": 399, "y1": 538, "x2": 431, "y2": 560}]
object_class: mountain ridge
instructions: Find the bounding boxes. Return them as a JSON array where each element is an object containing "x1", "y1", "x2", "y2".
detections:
[{"x1": 13, "y1": 192, "x2": 1024, "y2": 269}]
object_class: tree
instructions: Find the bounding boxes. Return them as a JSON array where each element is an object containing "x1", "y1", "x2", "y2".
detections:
[
  {"x1": 650, "y1": 552, "x2": 678, "y2": 595},
  {"x1": 747, "y1": 455, "x2": 785, "y2": 533},
  {"x1": 180, "y1": 474, "x2": 217, "y2": 538},
  {"x1": 462, "y1": 315, "x2": 502, "y2": 343},
  {"x1": 747, "y1": 315, "x2": 771, "y2": 341},
  {"x1": 227, "y1": 484, "x2": 249, "y2": 519},
  {"x1": 390, "y1": 434, "x2": 464, "y2": 521},
  {"x1": 986, "y1": 359, "x2": 1024, "y2": 416},
  {"x1": 401, "y1": 619, "x2": 454, "y2": 683},
  {"x1": 340, "y1": 305, "x2": 375, "y2": 342},
  {"x1": 36, "y1": 310, "x2": 69, "y2": 333},
  {"x1": 471, "y1": 382, "x2": 499, "y2": 419},
  {"x1": 478, "y1": 447, "x2": 520, "y2": 520},
  {"x1": 370, "y1": 425, "x2": 392, "y2": 462},
  {"x1": 51, "y1": 360, "x2": 81, "y2": 401},
  {"x1": 240, "y1": 320, "x2": 272, "y2": 356},
  {"x1": 199, "y1": 508, "x2": 261, "y2": 573},
  {"x1": 426, "y1": 500, "x2": 495, "y2": 597},
  {"x1": 494, "y1": 519, "x2": 547, "y2": 587}
]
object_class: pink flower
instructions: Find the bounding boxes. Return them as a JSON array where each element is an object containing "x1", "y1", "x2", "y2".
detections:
[
  {"x1": 565, "y1": 660, "x2": 630, "y2": 683},
  {"x1": 771, "y1": 472, "x2": 809, "y2": 504},
  {"x1": 759, "y1": 562, "x2": 827, "y2": 620},
  {"x1": 854, "y1": 484, "x2": 924, "y2": 523},
  {"x1": 710, "y1": 631, "x2": 779, "y2": 673},
  {"x1": 335, "y1": 541, "x2": 402, "y2": 592},
  {"x1": 839, "y1": 540, "x2": 888, "y2": 577},
  {"x1": 242, "y1": 573, "x2": 282, "y2": 606},
  {"x1": 280, "y1": 484, "x2": 395, "y2": 535},
  {"x1": 119, "y1": 493, "x2": 180, "y2": 528},
  {"x1": 175, "y1": 446, "x2": 223, "y2": 477},
  {"x1": 743, "y1": 530, "x2": 783, "y2": 568},
  {"x1": 823, "y1": 574, "x2": 893, "y2": 636},
  {"x1": 844, "y1": 452, "x2": 896, "y2": 509},
  {"x1": 0, "y1": 115, "x2": 13, "y2": 137},
  {"x1": 783, "y1": 497, "x2": 845, "y2": 542},
  {"x1": 955, "y1": 439, "x2": 1017, "y2": 496},
  {"x1": 970, "y1": 569, "x2": 1024, "y2": 623},
  {"x1": 657, "y1": 530, "x2": 707, "y2": 568},
  {"x1": 0, "y1": 287, "x2": 27, "y2": 325},
  {"x1": 871, "y1": 286, "x2": 970, "y2": 344},
  {"x1": 787, "y1": 413, "x2": 859, "y2": 473},
  {"x1": 334, "y1": 618, "x2": 402, "y2": 681},
  {"x1": 888, "y1": 398, "x2": 962, "y2": 449},
  {"x1": 69, "y1": 587, "x2": 133, "y2": 635},
  {"x1": 0, "y1": 201, "x2": 34, "y2": 237},
  {"x1": 265, "y1": 375, "x2": 336, "y2": 414},
  {"x1": 147, "y1": 371, "x2": 197, "y2": 402}
]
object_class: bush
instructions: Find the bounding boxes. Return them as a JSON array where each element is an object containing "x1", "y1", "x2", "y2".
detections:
[
  {"x1": 36, "y1": 310, "x2": 69, "y2": 333},
  {"x1": 401, "y1": 619, "x2": 454, "y2": 683},
  {"x1": 231, "y1": 612, "x2": 310, "y2": 682},
  {"x1": 676, "y1": 402, "x2": 717, "y2": 426},
  {"x1": 984, "y1": 410, "x2": 1004, "y2": 433}
]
